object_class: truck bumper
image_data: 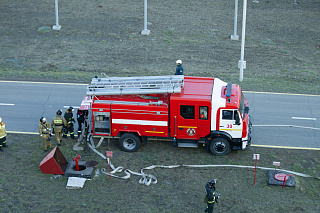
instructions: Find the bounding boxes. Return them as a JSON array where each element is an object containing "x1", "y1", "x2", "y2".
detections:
[
  {"x1": 232, "y1": 115, "x2": 252, "y2": 151},
  {"x1": 242, "y1": 114, "x2": 252, "y2": 150}
]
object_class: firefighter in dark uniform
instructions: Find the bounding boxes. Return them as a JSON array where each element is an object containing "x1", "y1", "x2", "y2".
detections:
[
  {"x1": 51, "y1": 109, "x2": 67, "y2": 146},
  {"x1": 0, "y1": 117, "x2": 8, "y2": 152},
  {"x1": 175, "y1": 59, "x2": 183, "y2": 75},
  {"x1": 205, "y1": 179, "x2": 219, "y2": 213},
  {"x1": 77, "y1": 109, "x2": 86, "y2": 137},
  {"x1": 38, "y1": 117, "x2": 51, "y2": 151},
  {"x1": 63, "y1": 106, "x2": 76, "y2": 139}
]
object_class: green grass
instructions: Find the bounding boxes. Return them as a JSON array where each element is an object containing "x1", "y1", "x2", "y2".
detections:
[{"x1": 0, "y1": 134, "x2": 319, "y2": 212}]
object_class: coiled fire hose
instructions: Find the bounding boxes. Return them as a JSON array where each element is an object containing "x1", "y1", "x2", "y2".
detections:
[{"x1": 87, "y1": 136, "x2": 319, "y2": 186}]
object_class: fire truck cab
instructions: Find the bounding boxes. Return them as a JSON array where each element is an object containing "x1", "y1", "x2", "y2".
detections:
[{"x1": 80, "y1": 75, "x2": 251, "y2": 156}]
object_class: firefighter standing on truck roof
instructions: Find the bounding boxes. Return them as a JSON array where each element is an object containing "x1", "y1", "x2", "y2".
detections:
[
  {"x1": 38, "y1": 117, "x2": 51, "y2": 152},
  {"x1": 175, "y1": 59, "x2": 183, "y2": 75},
  {"x1": 204, "y1": 179, "x2": 219, "y2": 213},
  {"x1": 63, "y1": 106, "x2": 76, "y2": 139},
  {"x1": 51, "y1": 109, "x2": 67, "y2": 146},
  {"x1": 0, "y1": 117, "x2": 8, "y2": 152}
]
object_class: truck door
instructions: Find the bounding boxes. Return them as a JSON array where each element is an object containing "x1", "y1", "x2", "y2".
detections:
[
  {"x1": 219, "y1": 109, "x2": 243, "y2": 138},
  {"x1": 177, "y1": 104, "x2": 198, "y2": 139}
]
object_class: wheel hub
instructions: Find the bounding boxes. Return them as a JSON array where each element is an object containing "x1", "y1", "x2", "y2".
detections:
[
  {"x1": 123, "y1": 138, "x2": 136, "y2": 150},
  {"x1": 214, "y1": 142, "x2": 226, "y2": 153}
]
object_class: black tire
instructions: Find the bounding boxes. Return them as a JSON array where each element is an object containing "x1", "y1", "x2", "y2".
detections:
[
  {"x1": 209, "y1": 138, "x2": 231, "y2": 156},
  {"x1": 118, "y1": 133, "x2": 141, "y2": 152}
]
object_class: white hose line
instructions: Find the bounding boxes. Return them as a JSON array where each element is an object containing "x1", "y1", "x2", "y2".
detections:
[
  {"x1": 95, "y1": 137, "x2": 104, "y2": 149},
  {"x1": 86, "y1": 138, "x2": 318, "y2": 185},
  {"x1": 183, "y1": 164, "x2": 315, "y2": 178},
  {"x1": 100, "y1": 158, "x2": 158, "y2": 186},
  {"x1": 87, "y1": 143, "x2": 106, "y2": 160},
  {"x1": 99, "y1": 160, "x2": 319, "y2": 186}
]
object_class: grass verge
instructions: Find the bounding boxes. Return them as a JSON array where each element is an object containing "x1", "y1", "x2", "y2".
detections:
[{"x1": 0, "y1": 134, "x2": 319, "y2": 212}]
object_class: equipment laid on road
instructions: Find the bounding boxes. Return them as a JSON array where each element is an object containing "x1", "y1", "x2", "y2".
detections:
[{"x1": 79, "y1": 75, "x2": 252, "y2": 156}]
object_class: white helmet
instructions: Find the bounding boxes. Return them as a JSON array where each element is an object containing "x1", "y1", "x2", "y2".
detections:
[
  {"x1": 176, "y1": 59, "x2": 182, "y2": 64},
  {"x1": 0, "y1": 117, "x2": 2, "y2": 123}
]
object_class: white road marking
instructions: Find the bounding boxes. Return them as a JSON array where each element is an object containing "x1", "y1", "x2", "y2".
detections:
[
  {"x1": 253, "y1": 124, "x2": 320, "y2": 131},
  {"x1": 0, "y1": 81, "x2": 319, "y2": 97},
  {"x1": 7, "y1": 131, "x2": 38, "y2": 135},
  {"x1": 292, "y1": 117, "x2": 316, "y2": 121},
  {"x1": 243, "y1": 91, "x2": 320, "y2": 97},
  {"x1": 64, "y1": 106, "x2": 80, "y2": 109},
  {"x1": 0, "y1": 80, "x2": 87, "y2": 86},
  {"x1": 0, "y1": 103, "x2": 15, "y2": 106}
]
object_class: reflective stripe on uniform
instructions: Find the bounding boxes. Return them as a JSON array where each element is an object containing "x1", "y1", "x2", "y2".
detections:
[{"x1": 54, "y1": 120, "x2": 63, "y2": 124}]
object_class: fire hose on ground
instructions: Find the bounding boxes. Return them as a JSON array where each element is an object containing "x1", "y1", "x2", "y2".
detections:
[{"x1": 86, "y1": 136, "x2": 319, "y2": 186}]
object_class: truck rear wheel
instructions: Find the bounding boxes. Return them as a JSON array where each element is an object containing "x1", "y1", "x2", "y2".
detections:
[
  {"x1": 118, "y1": 133, "x2": 141, "y2": 152},
  {"x1": 209, "y1": 138, "x2": 230, "y2": 156}
]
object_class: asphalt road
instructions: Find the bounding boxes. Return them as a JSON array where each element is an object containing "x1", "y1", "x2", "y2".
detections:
[
  {"x1": 0, "y1": 81, "x2": 87, "y2": 133},
  {"x1": 0, "y1": 81, "x2": 319, "y2": 149}
]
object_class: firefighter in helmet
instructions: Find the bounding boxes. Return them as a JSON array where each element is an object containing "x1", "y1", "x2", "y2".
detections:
[
  {"x1": 63, "y1": 106, "x2": 76, "y2": 139},
  {"x1": 0, "y1": 117, "x2": 8, "y2": 152},
  {"x1": 204, "y1": 179, "x2": 219, "y2": 213},
  {"x1": 77, "y1": 109, "x2": 86, "y2": 137},
  {"x1": 175, "y1": 59, "x2": 183, "y2": 75},
  {"x1": 51, "y1": 109, "x2": 67, "y2": 146},
  {"x1": 38, "y1": 117, "x2": 51, "y2": 151}
]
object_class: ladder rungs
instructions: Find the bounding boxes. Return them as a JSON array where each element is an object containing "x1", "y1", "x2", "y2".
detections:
[{"x1": 87, "y1": 75, "x2": 184, "y2": 95}]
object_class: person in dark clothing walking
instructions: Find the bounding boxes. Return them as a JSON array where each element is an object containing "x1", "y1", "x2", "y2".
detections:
[
  {"x1": 63, "y1": 106, "x2": 76, "y2": 139},
  {"x1": 204, "y1": 179, "x2": 219, "y2": 213},
  {"x1": 76, "y1": 109, "x2": 86, "y2": 137},
  {"x1": 175, "y1": 59, "x2": 183, "y2": 75}
]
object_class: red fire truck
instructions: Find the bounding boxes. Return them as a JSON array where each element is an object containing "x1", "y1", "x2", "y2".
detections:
[{"x1": 79, "y1": 75, "x2": 251, "y2": 156}]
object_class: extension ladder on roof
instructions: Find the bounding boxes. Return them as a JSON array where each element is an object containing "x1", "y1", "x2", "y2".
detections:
[{"x1": 86, "y1": 75, "x2": 184, "y2": 96}]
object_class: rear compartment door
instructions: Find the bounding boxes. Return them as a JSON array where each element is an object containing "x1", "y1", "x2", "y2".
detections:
[
  {"x1": 177, "y1": 104, "x2": 198, "y2": 139},
  {"x1": 92, "y1": 104, "x2": 111, "y2": 135}
]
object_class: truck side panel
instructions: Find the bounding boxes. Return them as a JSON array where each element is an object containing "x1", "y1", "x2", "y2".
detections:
[{"x1": 111, "y1": 104, "x2": 169, "y2": 137}]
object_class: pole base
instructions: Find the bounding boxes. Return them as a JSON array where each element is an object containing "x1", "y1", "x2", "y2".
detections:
[
  {"x1": 52, "y1": 25, "x2": 61, "y2": 31},
  {"x1": 231, "y1": 35, "x2": 239, "y2": 40},
  {"x1": 141, "y1": 29, "x2": 150, "y2": 35}
]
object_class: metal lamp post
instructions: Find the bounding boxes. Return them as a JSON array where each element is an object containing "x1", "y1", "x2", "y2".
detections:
[
  {"x1": 231, "y1": 0, "x2": 239, "y2": 40},
  {"x1": 238, "y1": 0, "x2": 248, "y2": 82},
  {"x1": 141, "y1": 0, "x2": 150, "y2": 35},
  {"x1": 53, "y1": 0, "x2": 61, "y2": 30}
]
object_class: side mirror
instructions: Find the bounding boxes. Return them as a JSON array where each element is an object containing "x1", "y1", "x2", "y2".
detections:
[{"x1": 244, "y1": 106, "x2": 250, "y2": 114}]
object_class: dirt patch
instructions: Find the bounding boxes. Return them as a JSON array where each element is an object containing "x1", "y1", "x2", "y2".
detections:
[{"x1": 0, "y1": 0, "x2": 319, "y2": 93}]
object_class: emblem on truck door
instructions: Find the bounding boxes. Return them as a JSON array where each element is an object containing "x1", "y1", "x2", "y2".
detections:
[{"x1": 187, "y1": 128, "x2": 196, "y2": 136}]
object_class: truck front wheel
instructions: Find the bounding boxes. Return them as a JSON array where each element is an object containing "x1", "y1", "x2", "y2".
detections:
[
  {"x1": 118, "y1": 133, "x2": 141, "y2": 152},
  {"x1": 209, "y1": 138, "x2": 231, "y2": 156}
]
